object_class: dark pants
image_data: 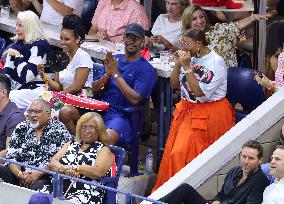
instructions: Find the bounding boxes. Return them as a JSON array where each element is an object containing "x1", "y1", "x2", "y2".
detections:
[
  {"x1": 159, "y1": 184, "x2": 208, "y2": 204},
  {"x1": 0, "y1": 165, "x2": 19, "y2": 185}
]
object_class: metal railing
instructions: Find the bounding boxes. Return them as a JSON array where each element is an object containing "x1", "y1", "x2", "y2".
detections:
[{"x1": 0, "y1": 157, "x2": 166, "y2": 204}]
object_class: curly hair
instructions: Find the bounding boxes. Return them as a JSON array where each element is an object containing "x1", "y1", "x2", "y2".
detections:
[{"x1": 62, "y1": 14, "x2": 85, "y2": 44}]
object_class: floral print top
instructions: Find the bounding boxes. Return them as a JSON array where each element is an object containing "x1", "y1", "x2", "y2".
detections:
[
  {"x1": 6, "y1": 119, "x2": 73, "y2": 168},
  {"x1": 206, "y1": 22, "x2": 241, "y2": 68}
]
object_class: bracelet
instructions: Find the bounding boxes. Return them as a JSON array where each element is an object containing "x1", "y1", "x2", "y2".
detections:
[
  {"x1": 16, "y1": 170, "x2": 22, "y2": 178},
  {"x1": 184, "y1": 68, "x2": 193, "y2": 75}
]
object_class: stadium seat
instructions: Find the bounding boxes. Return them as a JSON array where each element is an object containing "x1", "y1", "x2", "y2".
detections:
[
  {"x1": 100, "y1": 145, "x2": 126, "y2": 204},
  {"x1": 226, "y1": 67, "x2": 265, "y2": 123}
]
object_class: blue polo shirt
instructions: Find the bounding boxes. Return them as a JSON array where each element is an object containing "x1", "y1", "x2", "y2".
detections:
[
  {"x1": 94, "y1": 54, "x2": 157, "y2": 144},
  {"x1": 0, "y1": 101, "x2": 26, "y2": 151}
]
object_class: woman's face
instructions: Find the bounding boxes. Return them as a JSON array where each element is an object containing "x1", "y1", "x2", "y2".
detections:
[
  {"x1": 16, "y1": 19, "x2": 25, "y2": 41},
  {"x1": 190, "y1": 9, "x2": 207, "y2": 31},
  {"x1": 180, "y1": 36, "x2": 199, "y2": 55},
  {"x1": 166, "y1": 0, "x2": 182, "y2": 18},
  {"x1": 80, "y1": 119, "x2": 99, "y2": 144},
  {"x1": 60, "y1": 29, "x2": 79, "y2": 54}
]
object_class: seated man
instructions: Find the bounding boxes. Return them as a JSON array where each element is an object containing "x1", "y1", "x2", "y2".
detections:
[
  {"x1": 159, "y1": 140, "x2": 269, "y2": 204},
  {"x1": 0, "y1": 99, "x2": 73, "y2": 189},
  {"x1": 22, "y1": 0, "x2": 84, "y2": 26},
  {"x1": 92, "y1": 23, "x2": 157, "y2": 145},
  {"x1": 263, "y1": 145, "x2": 284, "y2": 203},
  {"x1": 88, "y1": 0, "x2": 149, "y2": 42},
  {"x1": 0, "y1": 74, "x2": 25, "y2": 159}
]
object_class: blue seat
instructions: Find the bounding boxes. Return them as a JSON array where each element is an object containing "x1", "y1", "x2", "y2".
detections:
[
  {"x1": 0, "y1": 38, "x2": 6, "y2": 56},
  {"x1": 81, "y1": 0, "x2": 99, "y2": 33},
  {"x1": 226, "y1": 67, "x2": 265, "y2": 123},
  {"x1": 92, "y1": 63, "x2": 144, "y2": 177},
  {"x1": 100, "y1": 145, "x2": 126, "y2": 204}
]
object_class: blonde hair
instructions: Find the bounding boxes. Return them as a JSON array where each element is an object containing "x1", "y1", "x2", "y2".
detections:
[
  {"x1": 14, "y1": 10, "x2": 47, "y2": 44},
  {"x1": 76, "y1": 112, "x2": 109, "y2": 144},
  {"x1": 181, "y1": 4, "x2": 210, "y2": 33}
]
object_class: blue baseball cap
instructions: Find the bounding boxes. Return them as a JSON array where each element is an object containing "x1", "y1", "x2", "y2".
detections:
[
  {"x1": 124, "y1": 23, "x2": 145, "y2": 38},
  {"x1": 28, "y1": 192, "x2": 53, "y2": 204}
]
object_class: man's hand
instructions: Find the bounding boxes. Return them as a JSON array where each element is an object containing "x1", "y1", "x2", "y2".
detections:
[
  {"x1": 211, "y1": 201, "x2": 221, "y2": 204},
  {"x1": 103, "y1": 52, "x2": 118, "y2": 76},
  {"x1": 96, "y1": 30, "x2": 109, "y2": 40},
  {"x1": 254, "y1": 74, "x2": 273, "y2": 90},
  {"x1": 19, "y1": 170, "x2": 42, "y2": 188}
]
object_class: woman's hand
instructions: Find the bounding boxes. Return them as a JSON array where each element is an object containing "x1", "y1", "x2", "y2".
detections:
[
  {"x1": 176, "y1": 50, "x2": 191, "y2": 68},
  {"x1": 4, "y1": 48, "x2": 21, "y2": 57},
  {"x1": 103, "y1": 52, "x2": 118, "y2": 76},
  {"x1": 254, "y1": 74, "x2": 273, "y2": 90},
  {"x1": 37, "y1": 64, "x2": 45, "y2": 78},
  {"x1": 150, "y1": 35, "x2": 166, "y2": 45}
]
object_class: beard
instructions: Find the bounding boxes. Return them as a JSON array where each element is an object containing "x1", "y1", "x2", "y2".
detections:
[{"x1": 29, "y1": 120, "x2": 39, "y2": 129}]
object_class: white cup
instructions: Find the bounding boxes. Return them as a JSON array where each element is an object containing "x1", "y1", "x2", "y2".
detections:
[
  {"x1": 1, "y1": 5, "x2": 10, "y2": 19},
  {"x1": 159, "y1": 51, "x2": 171, "y2": 64}
]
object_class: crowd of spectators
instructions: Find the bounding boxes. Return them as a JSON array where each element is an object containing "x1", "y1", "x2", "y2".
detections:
[{"x1": 0, "y1": 0, "x2": 284, "y2": 203}]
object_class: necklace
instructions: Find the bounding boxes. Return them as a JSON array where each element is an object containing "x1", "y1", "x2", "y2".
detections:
[{"x1": 81, "y1": 143, "x2": 90, "y2": 150}]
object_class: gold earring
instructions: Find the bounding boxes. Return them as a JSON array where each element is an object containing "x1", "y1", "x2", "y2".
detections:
[{"x1": 197, "y1": 48, "x2": 201, "y2": 57}]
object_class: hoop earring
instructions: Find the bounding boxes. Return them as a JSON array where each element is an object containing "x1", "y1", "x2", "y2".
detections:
[{"x1": 197, "y1": 48, "x2": 201, "y2": 58}]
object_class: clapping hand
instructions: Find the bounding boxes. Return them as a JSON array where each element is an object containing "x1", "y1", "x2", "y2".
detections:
[
  {"x1": 103, "y1": 52, "x2": 118, "y2": 76},
  {"x1": 176, "y1": 50, "x2": 191, "y2": 68}
]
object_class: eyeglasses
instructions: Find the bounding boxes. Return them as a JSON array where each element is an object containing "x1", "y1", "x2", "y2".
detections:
[
  {"x1": 26, "y1": 109, "x2": 49, "y2": 115},
  {"x1": 80, "y1": 125, "x2": 97, "y2": 132}
]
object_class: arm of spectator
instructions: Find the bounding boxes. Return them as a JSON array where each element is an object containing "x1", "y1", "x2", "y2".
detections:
[
  {"x1": 28, "y1": 0, "x2": 43, "y2": 15},
  {"x1": 211, "y1": 201, "x2": 221, "y2": 204},
  {"x1": 9, "y1": 0, "x2": 32, "y2": 14},
  {"x1": 238, "y1": 13, "x2": 272, "y2": 30},
  {"x1": 48, "y1": 142, "x2": 71, "y2": 172},
  {"x1": 170, "y1": 52, "x2": 182, "y2": 90},
  {"x1": 150, "y1": 35, "x2": 177, "y2": 52},
  {"x1": 62, "y1": 67, "x2": 89, "y2": 94},
  {"x1": 77, "y1": 146, "x2": 113, "y2": 179},
  {"x1": 37, "y1": 65, "x2": 63, "y2": 91},
  {"x1": 104, "y1": 52, "x2": 144, "y2": 105},
  {"x1": 46, "y1": 0, "x2": 74, "y2": 17},
  {"x1": 88, "y1": 26, "x2": 109, "y2": 40}
]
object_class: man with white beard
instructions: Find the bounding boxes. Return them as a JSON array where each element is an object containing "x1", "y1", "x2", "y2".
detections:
[{"x1": 0, "y1": 99, "x2": 73, "y2": 189}]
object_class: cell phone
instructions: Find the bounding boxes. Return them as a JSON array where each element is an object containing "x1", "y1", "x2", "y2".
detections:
[
  {"x1": 84, "y1": 38, "x2": 99, "y2": 42},
  {"x1": 252, "y1": 71, "x2": 263, "y2": 78}
]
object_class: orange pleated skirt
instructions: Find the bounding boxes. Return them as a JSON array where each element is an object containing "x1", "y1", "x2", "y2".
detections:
[{"x1": 152, "y1": 98, "x2": 235, "y2": 192}]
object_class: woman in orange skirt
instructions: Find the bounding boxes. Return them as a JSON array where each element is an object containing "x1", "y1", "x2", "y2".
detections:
[{"x1": 152, "y1": 28, "x2": 235, "y2": 191}]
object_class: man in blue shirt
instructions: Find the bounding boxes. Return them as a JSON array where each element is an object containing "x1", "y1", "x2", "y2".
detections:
[
  {"x1": 0, "y1": 74, "x2": 25, "y2": 160},
  {"x1": 92, "y1": 23, "x2": 157, "y2": 145}
]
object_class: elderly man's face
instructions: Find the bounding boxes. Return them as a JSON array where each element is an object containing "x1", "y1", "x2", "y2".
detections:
[
  {"x1": 26, "y1": 101, "x2": 50, "y2": 130},
  {"x1": 270, "y1": 148, "x2": 284, "y2": 179}
]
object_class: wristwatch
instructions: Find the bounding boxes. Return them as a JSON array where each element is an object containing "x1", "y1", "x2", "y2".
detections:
[{"x1": 113, "y1": 73, "x2": 120, "y2": 79}]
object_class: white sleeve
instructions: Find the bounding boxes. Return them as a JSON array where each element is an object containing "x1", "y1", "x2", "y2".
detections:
[{"x1": 199, "y1": 57, "x2": 226, "y2": 99}]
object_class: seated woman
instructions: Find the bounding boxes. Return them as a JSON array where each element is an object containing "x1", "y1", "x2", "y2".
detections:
[
  {"x1": 3, "y1": 10, "x2": 51, "y2": 109},
  {"x1": 37, "y1": 14, "x2": 94, "y2": 134},
  {"x1": 147, "y1": 0, "x2": 189, "y2": 52},
  {"x1": 152, "y1": 28, "x2": 235, "y2": 191},
  {"x1": 181, "y1": 5, "x2": 272, "y2": 68},
  {"x1": 36, "y1": 112, "x2": 114, "y2": 204}
]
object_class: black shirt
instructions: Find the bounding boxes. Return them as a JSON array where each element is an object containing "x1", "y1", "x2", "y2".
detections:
[{"x1": 214, "y1": 166, "x2": 269, "y2": 204}]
